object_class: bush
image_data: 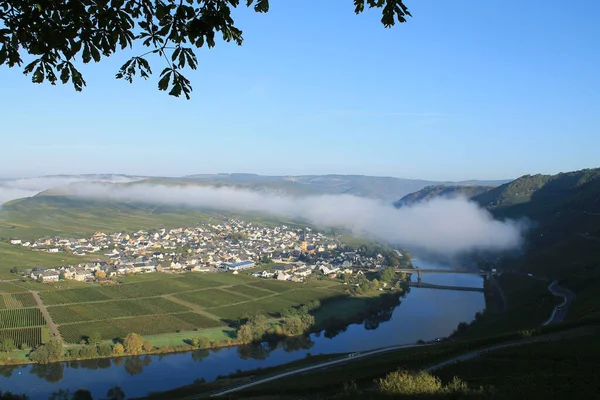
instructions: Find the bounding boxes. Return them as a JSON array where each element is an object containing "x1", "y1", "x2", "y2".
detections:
[
  {"x1": 112, "y1": 343, "x2": 125, "y2": 356},
  {"x1": 376, "y1": 370, "x2": 487, "y2": 397},
  {"x1": 98, "y1": 343, "x2": 112, "y2": 357},
  {"x1": 377, "y1": 370, "x2": 442, "y2": 395},
  {"x1": 143, "y1": 340, "x2": 152, "y2": 352}
]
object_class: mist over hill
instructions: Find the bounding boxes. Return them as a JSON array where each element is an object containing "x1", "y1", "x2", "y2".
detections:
[
  {"x1": 182, "y1": 173, "x2": 510, "y2": 201},
  {"x1": 394, "y1": 185, "x2": 495, "y2": 207},
  {"x1": 0, "y1": 173, "x2": 510, "y2": 206}
]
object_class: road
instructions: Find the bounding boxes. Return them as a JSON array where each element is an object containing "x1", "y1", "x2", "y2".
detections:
[
  {"x1": 32, "y1": 291, "x2": 64, "y2": 345},
  {"x1": 207, "y1": 343, "x2": 434, "y2": 397},
  {"x1": 543, "y1": 280, "x2": 576, "y2": 325},
  {"x1": 207, "y1": 280, "x2": 574, "y2": 397}
]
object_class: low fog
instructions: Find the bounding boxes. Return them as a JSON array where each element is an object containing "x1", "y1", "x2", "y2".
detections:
[
  {"x1": 65, "y1": 183, "x2": 525, "y2": 256},
  {"x1": 0, "y1": 175, "x2": 142, "y2": 205}
]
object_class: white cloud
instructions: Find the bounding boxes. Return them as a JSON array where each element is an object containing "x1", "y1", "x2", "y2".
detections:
[{"x1": 65, "y1": 182, "x2": 525, "y2": 256}]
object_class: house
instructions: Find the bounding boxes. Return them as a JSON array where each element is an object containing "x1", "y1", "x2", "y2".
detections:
[
  {"x1": 10, "y1": 239, "x2": 21, "y2": 245},
  {"x1": 227, "y1": 260, "x2": 256, "y2": 271},
  {"x1": 40, "y1": 270, "x2": 60, "y2": 282},
  {"x1": 276, "y1": 272, "x2": 290, "y2": 281}
]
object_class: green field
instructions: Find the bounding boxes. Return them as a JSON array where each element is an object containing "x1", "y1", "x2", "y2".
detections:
[
  {"x1": 0, "y1": 327, "x2": 46, "y2": 348},
  {"x1": 0, "y1": 282, "x2": 26, "y2": 294},
  {"x1": 248, "y1": 280, "x2": 297, "y2": 293},
  {"x1": 0, "y1": 292, "x2": 37, "y2": 309},
  {"x1": 0, "y1": 194, "x2": 298, "y2": 242},
  {"x1": 0, "y1": 308, "x2": 45, "y2": 329},
  {"x1": 59, "y1": 312, "x2": 226, "y2": 342},
  {"x1": 0, "y1": 242, "x2": 98, "y2": 279},
  {"x1": 173, "y1": 288, "x2": 254, "y2": 308},
  {"x1": 48, "y1": 297, "x2": 189, "y2": 324},
  {"x1": 27, "y1": 271, "x2": 351, "y2": 343},
  {"x1": 226, "y1": 284, "x2": 274, "y2": 298}
]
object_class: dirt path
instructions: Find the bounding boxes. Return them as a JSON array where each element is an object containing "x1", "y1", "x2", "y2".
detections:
[{"x1": 32, "y1": 291, "x2": 65, "y2": 346}]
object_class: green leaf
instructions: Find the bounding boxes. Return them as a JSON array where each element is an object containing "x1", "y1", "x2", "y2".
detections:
[
  {"x1": 157, "y1": 70, "x2": 172, "y2": 91},
  {"x1": 82, "y1": 43, "x2": 91, "y2": 63},
  {"x1": 169, "y1": 81, "x2": 182, "y2": 97}
]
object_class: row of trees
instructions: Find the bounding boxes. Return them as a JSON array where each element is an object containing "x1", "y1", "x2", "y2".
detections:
[
  {"x1": 28, "y1": 333, "x2": 152, "y2": 364},
  {"x1": 236, "y1": 310, "x2": 316, "y2": 344}
]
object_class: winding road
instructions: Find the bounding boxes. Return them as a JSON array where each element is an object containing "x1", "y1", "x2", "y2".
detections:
[{"x1": 207, "y1": 279, "x2": 575, "y2": 397}]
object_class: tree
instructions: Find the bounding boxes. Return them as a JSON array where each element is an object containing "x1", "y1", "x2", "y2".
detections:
[
  {"x1": 191, "y1": 336, "x2": 209, "y2": 348},
  {"x1": 379, "y1": 267, "x2": 396, "y2": 283},
  {"x1": 45, "y1": 338, "x2": 63, "y2": 361},
  {"x1": 98, "y1": 343, "x2": 113, "y2": 357},
  {"x1": 123, "y1": 333, "x2": 143, "y2": 354},
  {"x1": 0, "y1": 1, "x2": 411, "y2": 99},
  {"x1": 87, "y1": 332, "x2": 101, "y2": 346},
  {"x1": 29, "y1": 346, "x2": 50, "y2": 364},
  {"x1": 58, "y1": 271, "x2": 66, "y2": 280},
  {"x1": 0, "y1": 338, "x2": 16, "y2": 353},
  {"x1": 112, "y1": 343, "x2": 125, "y2": 356},
  {"x1": 142, "y1": 340, "x2": 152, "y2": 352},
  {"x1": 95, "y1": 270, "x2": 106, "y2": 279}
]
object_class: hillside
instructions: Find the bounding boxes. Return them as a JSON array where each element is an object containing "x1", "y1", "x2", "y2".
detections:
[
  {"x1": 394, "y1": 185, "x2": 494, "y2": 207},
  {"x1": 0, "y1": 194, "x2": 300, "y2": 241},
  {"x1": 470, "y1": 168, "x2": 600, "y2": 320},
  {"x1": 183, "y1": 173, "x2": 510, "y2": 201}
]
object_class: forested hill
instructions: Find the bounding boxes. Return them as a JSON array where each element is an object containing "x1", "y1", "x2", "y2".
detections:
[
  {"x1": 472, "y1": 168, "x2": 600, "y2": 217},
  {"x1": 469, "y1": 168, "x2": 600, "y2": 320},
  {"x1": 394, "y1": 185, "x2": 494, "y2": 207}
]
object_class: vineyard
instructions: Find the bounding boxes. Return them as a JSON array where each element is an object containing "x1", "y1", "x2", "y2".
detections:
[
  {"x1": 248, "y1": 280, "x2": 297, "y2": 293},
  {"x1": 174, "y1": 288, "x2": 254, "y2": 308},
  {"x1": 0, "y1": 308, "x2": 45, "y2": 329},
  {"x1": 0, "y1": 292, "x2": 38, "y2": 309},
  {"x1": 40, "y1": 275, "x2": 223, "y2": 305},
  {"x1": 0, "y1": 327, "x2": 44, "y2": 347},
  {"x1": 48, "y1": 297, "x2": 189, "y2": 324},
  {"x1": 59, "y1": 312, "x2": 225, "y2": 343},
  {"x1": 0, "y1": 282, "x2": 23, "y2": 294}
]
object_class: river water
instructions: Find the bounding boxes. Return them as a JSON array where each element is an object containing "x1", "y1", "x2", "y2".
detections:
[{"x1": 0, "y1": 258, "x2": 485, "y2": 400}]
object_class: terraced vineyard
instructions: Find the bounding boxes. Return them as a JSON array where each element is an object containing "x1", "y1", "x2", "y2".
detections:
[
  {"x1": 0, "y1": 292, "x2": 37, "y2": 309},
  {"x1": 0, "y1": 308, "x2": 45, "y2": 328},
  {"x1": 0, "y1": 327, "x2": 44, "y2": 347}
]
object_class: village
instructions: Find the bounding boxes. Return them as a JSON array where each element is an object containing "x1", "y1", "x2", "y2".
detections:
[{"x1": 10, "y1": 220, "x2": 405, "y2": 284}]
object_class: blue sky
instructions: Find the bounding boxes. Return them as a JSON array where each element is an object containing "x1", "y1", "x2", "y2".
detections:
[{"x1": 2, "y1": 0, "x2": 599, "y2": 180}]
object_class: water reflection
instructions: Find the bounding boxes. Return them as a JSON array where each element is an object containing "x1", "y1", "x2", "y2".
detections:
[{"x1": 31, "y1": 363, "x2": 64, "y2": 383}]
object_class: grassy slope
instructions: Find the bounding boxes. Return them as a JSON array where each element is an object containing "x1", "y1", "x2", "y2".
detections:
[
  {"x1": 0, "y1": 194, "x2": 302, "y2": 241},
  {"x1": 433, "y1": 328, "x2": 600, "y2": 400},
  {"x1": 0, "y1": 242, "x2": 99, "y2": 280}
]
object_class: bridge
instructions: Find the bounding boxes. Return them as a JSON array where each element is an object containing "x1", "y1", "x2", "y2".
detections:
[
  {"x1": 396, "y1": 268, "x2": 485, "y2": 275},
  {"x1": 408, "y1": 281, "x2": 484, "y2": 293}
]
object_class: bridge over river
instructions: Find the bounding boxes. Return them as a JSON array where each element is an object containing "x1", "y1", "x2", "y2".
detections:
[
  {"x1": 408, "y1": 281, "x2": 484, "y2": 292},
  {"x1": 397, "y1": 268, "x2": 488, "y2": 292}
]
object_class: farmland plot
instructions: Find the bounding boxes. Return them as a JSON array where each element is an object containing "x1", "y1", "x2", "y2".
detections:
[
  {"x1": 0, "y1": 327, "x2": 43, "y2": 347},
  {"x1": 174, "y1": 289, "x2": 251, "y2": 308},
  {"x1": 227, "y1": 285, "x2": 273, "y2": 298},
  {"x1": 210, "y1": 297, "x2": 297, "y2": 320},
  {"x1": 59, "y1": 312, "x2": 226, "y2": 342},
  {"x1": 0, "y1": 308, "x2": 45, "y2": 328},
  {"x1": 49, "y1": 297, "x2": 189, "y2": 324},
  {"x1": 248, "y1": 280, "x2": 296, "y2": 293}
]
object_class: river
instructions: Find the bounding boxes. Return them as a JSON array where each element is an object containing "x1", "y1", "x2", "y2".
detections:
[{"x1": 0, "y1": 258, "x2": 485, "y2": 399}]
